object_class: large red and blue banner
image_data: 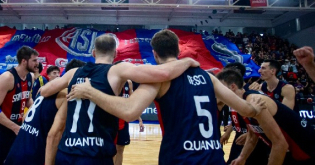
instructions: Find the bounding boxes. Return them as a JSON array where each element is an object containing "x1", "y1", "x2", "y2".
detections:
[{"x1": 0, "y1": 26, "x2": 260, "y2": 78}]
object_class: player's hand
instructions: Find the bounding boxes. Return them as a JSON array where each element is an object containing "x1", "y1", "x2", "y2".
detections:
[
  {"x1": 139, "y1": 121, "x2": 145, "y2": 132},
  {"x1": 248, "y1": 80, "x2": 261, "y2": 91},
  {"x1": 182, "y1": 57, "x2": 200, "y2": 67},
  {"x1": 67, "y1": 78, "x2": 92, "y2": 101},
  {"x1": 231, "y1": 156, "x2": 246, "y2": 165},
  {"x1": 12, "y1": 125, "x2": 20, "y2": 135},
  {"x1": 249, "y1": 96, "x2": 266, "y2": 117},
  {"x1": 293, "y1": 46, "x2": 315, "y2": 68},
  {"x1": 220, "y1": 132, "x2": 231, "y2": 145},
  {"x1": 235, "y1": 133, "x2": 247, "y2": 145}
]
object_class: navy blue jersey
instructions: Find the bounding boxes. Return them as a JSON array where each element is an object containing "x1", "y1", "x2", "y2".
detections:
[
  {"x1": 31, "y1": 75, "x2": 48, "y2": 100},
  {"x1": 261, "y1": 80, "x2": 287, "y2": 102},
  {"x1": 155, "y1": 67, "x2": 225, "y2": 165},
  {"x1": 5, "y1": 93, "x2": 58, "y2": 165},
  {"x1": 59, "y1": 62, "x2": 118, "y2": 158},
  {"x1": 243, "y1": 90, "x2": 315, "y2": 161}
]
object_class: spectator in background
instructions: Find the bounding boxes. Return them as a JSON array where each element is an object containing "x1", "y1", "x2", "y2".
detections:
[
  {"x1": 46, "y1": 66, "x2": 60, "y2": 81},
  {"x1": 31, "y1": 62, "x2": 48, "y2": 100},
  {"x1": 281, "y1": 59, "x2": 290, "y2": 77}
]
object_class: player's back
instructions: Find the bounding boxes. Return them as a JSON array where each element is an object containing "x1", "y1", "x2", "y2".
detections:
[
  {"x1": 243, "y1": 90, "x2": 315, "y2": 162},
  {"x1": 155, "y1": 67, "x2": 225, "y2": 165},
  {"x1": 58, "y1": 62, "x2": 118, "y2": 158},
  {"x1": 4, "y1": 93, "x2": 59, "y2": 165}
]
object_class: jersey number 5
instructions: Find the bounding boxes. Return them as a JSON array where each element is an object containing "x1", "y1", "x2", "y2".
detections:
[
  {"x1": 194, "y1": 96, "x2": 213, "y2": 138},
  {"x1": 70, "y1": 99, "x2": 96, "y2": 133}
]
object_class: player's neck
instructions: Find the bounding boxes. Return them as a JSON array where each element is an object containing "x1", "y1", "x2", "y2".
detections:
[
  {"x1": 15, "y1": 65, "x2": 29, "y2": 80},
  {"x1": 235, "y1": 88, "x2": 245, "y2": 98},
  {"x1": 159, "y1": 57, "x2": 177, "y2": 64},
  {"x1": 34, "y1": 72, "x2": 40, "y2": 79},
  {"x1": 95, "y1": 56, "x2": 113, "y2": 64},
  {"x1": 266, "y1": 77, "x2": 279, "y2": 91}
]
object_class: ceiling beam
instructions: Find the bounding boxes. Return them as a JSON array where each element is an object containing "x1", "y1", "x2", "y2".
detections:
[
  {"x1": 220, "y1": 10, "x2": 232, "y2": 22},
  {"x1": 1, "y1": 3, "x2": 315, "y2": 11},
  {"x1": 167, "y1": 0, "x2": 182, "y2": 21},
  {"x1": 7, "y1": 7, "x2": 21, "y2": 19}
]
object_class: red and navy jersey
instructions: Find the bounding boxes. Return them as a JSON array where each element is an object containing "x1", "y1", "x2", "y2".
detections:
[
  {"x1": 243, "y1": 90, "x2": 315, "y2": 161},
  {"x1": 261, "y1": 80, "x2": 287, "y2": 102},
  {"x1": 4, "y1": 93, "x2": 58, "y2": 165},
  {"x1": 59, "y1": 62, "x2": 118, "y2": 158},
  {"x1": 230, "y1": 108, "x2": 248, "y2": 134},
  {"x1": 0, "y1": 68, "x2": 32, "y2": 126},
  {"x1": 155, "y1": 67, "x2": 225, "y2": 165}
]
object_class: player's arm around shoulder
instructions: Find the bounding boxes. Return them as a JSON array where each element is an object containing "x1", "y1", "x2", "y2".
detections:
[
  {"x1": 209, "y1": 73, "x2": 258, "y2": 118},
  {"x1": 110, "y1": 58, "x2": 199, "y2": 83},
  {"x1": 247, "y1": 94, "x2": 288, "y2": 165},
  {"x1": 45, "y1": 89, "x2": 68, "y2": 165},
  {"x1": 41, "y1": 68, "x2": 77, "y2": 97},
  {"x1": 281, "y1": 84, "x2": 295, "y2": 110}
]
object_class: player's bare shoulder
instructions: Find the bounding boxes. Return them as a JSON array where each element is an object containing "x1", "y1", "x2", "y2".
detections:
[{"x1": 0, "y1": 71, "x2": 15, "y2": 90}]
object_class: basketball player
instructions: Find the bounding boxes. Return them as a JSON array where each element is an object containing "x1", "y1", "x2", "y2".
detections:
[
  {"x1": 115, "y1": 80, "x2": 143, "y2": 165},
  {"x1": 4, "y1": 59, "x2": 86, "y2": 165},
  {"x1": 217, "y1": 69, "x2": 315, "y2": 165},
  {"x1": 293, "y1": 46, "x2": 315, "y2": 82},
  {"x1": 221, "y1": 63, "x2": 270, "y2": 165},
  {"x1": 40, "y1": 33, "x2": 200, "y2": 164},
  {"x1": 0, "y1": 46, "x2": 38, "y2": 165},
  {"x1": 67, "y1": 30, "x2": 265, "y2": 165},
  {"x1": 45, "y1": 59, "x2": 87, "y2": 165},
  {"x1": 250, "y1": 60, "x2": 296, "y2": 110}
]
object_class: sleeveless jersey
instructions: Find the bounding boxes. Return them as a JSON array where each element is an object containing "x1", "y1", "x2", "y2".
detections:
[
  {"x1": 31, "y1": 75, "x2": 48, "y2": 100},
  {"x1": 261, "y1": 80, "x2": 287, "y2": 102},
  {"x1": 59, "y1": 62, "x2": 118, "y2": 158},
  {"x1": 243, "y1": 90, "x2": 315, "y2": 161},
  {"x1": 0, "y1": 68, "x2": 32, "y2": 127},
  {"x1": 155, "y1": 67, "x2": 225, "y2": 165},
  {"x1": 230, "y1": 108, "x2": 248, "y2": 134},
  {"x1": 4, "y1": 93, "x2": 58, "y2": 165}
]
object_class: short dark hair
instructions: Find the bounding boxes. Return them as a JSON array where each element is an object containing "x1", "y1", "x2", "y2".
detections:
[
  {"x1": 47, "y1": 66, "x2": 60, "y2": 75},
  {"x1": 94, "y1": 34, "x2": 116, "y2": 55},
  {"x1": 38, "y1": 62, "x2": 43, "y2": 73},
  {"x1": 150, "y1": 30, "x2": 179, "y2": 60},
  {"x1": 216, "y1": 69, "x2": 243, "y2": 89},
  {"x1": 263, "y1": 59, "x2": 281, "y2": 75},
  {"x1": 65, "y1": 59, "x2": 86, "y2": 72},
  {"x1": 224, "y1": 62, "x2": 246, "y2": 77},
  {"x1": 16, "y1": 46, "x2": 39, "y2": 64}
]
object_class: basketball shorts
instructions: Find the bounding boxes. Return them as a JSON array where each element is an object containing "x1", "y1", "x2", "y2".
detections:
[{"x1": 116, "y1": 122, "x2": 130, "y2": 146}]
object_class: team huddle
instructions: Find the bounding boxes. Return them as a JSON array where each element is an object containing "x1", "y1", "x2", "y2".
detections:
[{"x1": 0, "y1": 29, "x2": 314, "y2": 165}]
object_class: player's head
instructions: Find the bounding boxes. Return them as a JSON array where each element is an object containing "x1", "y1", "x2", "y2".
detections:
[
  {"x1": 258, "y1": 59, "x2": 280, "y2": 80},
  {"x1": 65, "y1": 59, "x2": 86, "y2": 72},
  {"x1": 47, "y1": 66, "x2": 60, "y2": 81},
  {"x1": 34, "y1": 62, "x2": 43, "y2": 74},
  {"x1": 151, "y1": 29, "x2": 179, "y2": 64},
  {"x1": 93, "y1": 34, "x2": 117, "y2": 60},
  {"x1": 17, "y1": 46, "x2": 39, "y2": 72},
  {"x1": 216, "y1": 69, "x2": 243, "y2": 91},
  {"x1": 224, "y1": 62, "x2": 246, "y2": 77}
]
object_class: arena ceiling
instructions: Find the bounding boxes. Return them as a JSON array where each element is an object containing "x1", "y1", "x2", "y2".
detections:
[{"x1": 0, "y1": 0, "x2": 315, "y2": 27}]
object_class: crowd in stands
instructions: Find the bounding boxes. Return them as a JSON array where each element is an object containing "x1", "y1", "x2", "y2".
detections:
[{"x1": 212, "y1": 29, "x2": 315, "y2": 104}]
